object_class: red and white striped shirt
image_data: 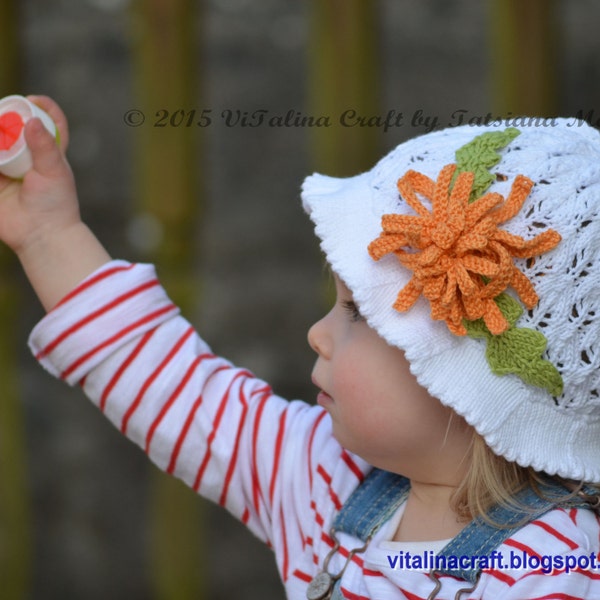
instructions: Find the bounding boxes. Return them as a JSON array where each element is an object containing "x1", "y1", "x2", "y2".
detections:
[{"x1": 29, "y1": 261, "x2": 600, "y2": 599}]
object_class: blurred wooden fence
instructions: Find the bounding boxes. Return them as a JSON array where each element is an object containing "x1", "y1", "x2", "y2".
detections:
[
  {"x1": 130, "y1": 0, "x2": 205, "y2": 598},
  {"x1": 490, "y1": 0, "x2": 559, "y2": 116},
  {"x1": 309, "y1": 0, "x2": 382, "y2": 176}
]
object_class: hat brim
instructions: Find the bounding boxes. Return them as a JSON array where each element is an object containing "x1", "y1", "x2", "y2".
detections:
[{"x1": 301, "y1": 123, "x2": 600, "y2": 482}]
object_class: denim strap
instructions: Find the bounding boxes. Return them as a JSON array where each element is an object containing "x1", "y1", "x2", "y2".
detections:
[
  {"x1": 333, "y1": 467, "x2": 594, "y2": 585},
  {"x1": 435, "y1": 480, "x2": 595, "y2": 583},
  {"x1": 333, "y1": 468, "x2": 410, "y2": 537},
  {"x1": 328, "y1": 470, "x2": 409, "y2": 599}
]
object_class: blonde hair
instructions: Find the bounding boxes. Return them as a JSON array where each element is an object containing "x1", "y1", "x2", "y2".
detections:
[{"x1": 451, "y1": 432, "x2": 594, "y2": 527}]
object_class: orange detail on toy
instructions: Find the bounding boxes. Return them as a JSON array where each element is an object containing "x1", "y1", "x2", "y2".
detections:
[
  {"x1": 368, "y1": 164, "x2": 561, "y2": 336},
  {"x1": 0, "y1": 111, "x2": 24, "y2": 151}
]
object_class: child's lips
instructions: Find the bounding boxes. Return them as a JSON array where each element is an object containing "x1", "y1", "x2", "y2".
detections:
[
  {"x1": 312, "y1": 375, "x2": 333, "y2": 406},
  {"x1": 317, "y1": 390, "x2": 334, "y2": 407}
]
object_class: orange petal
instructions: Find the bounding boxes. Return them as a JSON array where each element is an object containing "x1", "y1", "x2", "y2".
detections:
[
  {"x1": 461, "y1": 254, "x2": 500, "y2": 278},
  {"x1": 468, "y1": 215, "x2": 497, "y2": 239},
  {"x1": 393, "y1": 279, "x2": 422, "y2": 312},
  {"x1": 447, "y1": 320, "x2": 468, "y2": 336},
  {"x1": 409, "y1": 262, "x2": 448, "y2": 279},
  {"x1": 403, "y1": 170, "x2": 435, "y2": 199},
  {"x1": 368, "y1": 233, "x2": 408, "y2": 260},
  {"x1": 490, "y1": 175, "x2": 533, "y2": 224},
  {"x1": 441, "y1": 268, "x2": 458, "y2": 307},
  {"x1": 463, "y1": 292, "x2": 488, "y2": 321},
  {"x1": 431, "y1": 221, "x2": 459, "y2": 250},
  {"x1": 510, "y1": 267, "x2": 539, "y2": 308},
  {"x1": 454, "y1": 262, "x2": 481, "y2": 297},
  {"x1": 466, "y1": 192, "x2": 503, "y2": 227},
  {"x1": 482, "y1": 299, "x2": 510, "y2": 335},
  {"x1": 493, "y1": 228, "x2": 561, "y2": 258},
  {"x1": 431, "y1": 164, "x2": 457, "y2": 219},
  {"x1": 446, "y1": 170, "x2": 472, "y2": 227},
  {"x1": 408, "y1": 244, "x2": 443, "y2": 267},
  {"x1": 447, "y1": 301, "x2": 468, "y2": 336},
  {"x1": 380, "y1": 213, "x2": 423, "y2": 234},
  {"x1": 491, "y1": 229, "x2": 530, "y2": 253},
  {"x1": 454, "y1": 231, "x2": 489, "y2": 254},
  {"x1": 449, "y1": 170, "x2": 474, "y2": 204},
  {"x1": 429, "y1": 299, "x2": 447, "y2": 320},
  {"x1": 398, "y1": 171, "x2": 433, "y2": 217},
  {"x1": 422, "y1": 276, "x2": 447, "y2": 301}
]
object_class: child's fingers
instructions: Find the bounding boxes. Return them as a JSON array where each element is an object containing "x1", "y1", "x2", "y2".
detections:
[
  {"x1": 26, "y1": 94, "x2": 69, "y2": 152},
  {"x1": 24, "y1": 117, "x2": 67, "y2": 179}
]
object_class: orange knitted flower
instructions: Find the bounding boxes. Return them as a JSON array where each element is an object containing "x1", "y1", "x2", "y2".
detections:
[{"x1": 368, "y1": 164, "x2": 561, "y2": 336}]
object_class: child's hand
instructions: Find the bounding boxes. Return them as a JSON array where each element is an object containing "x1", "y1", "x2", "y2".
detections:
[
  {"x1": 0, "y1": 95, "x2": 111, "y2": 311},
  {"x1": 0, "y1": 95, "x2": 79, "y2": 255}
]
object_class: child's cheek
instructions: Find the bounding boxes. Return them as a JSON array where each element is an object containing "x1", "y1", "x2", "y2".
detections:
[{"x1": 333, "y1": 348, "x2": 371, "y2": 402}]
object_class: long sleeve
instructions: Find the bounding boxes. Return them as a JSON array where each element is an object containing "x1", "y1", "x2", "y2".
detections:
[
  {"x1": 28, "y1": 260, "x2": 373, "y2": 595},
  {"x1": 28, "y1": 260, "x2": 600, "y2": 599},
  {"x1": 29, "y1": 261, "x2": 324, "y2": 541}
]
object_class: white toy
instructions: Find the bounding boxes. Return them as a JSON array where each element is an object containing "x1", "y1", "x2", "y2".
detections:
[{"x1": 0, "y1": 95, "x2": 57, "y2": 178}]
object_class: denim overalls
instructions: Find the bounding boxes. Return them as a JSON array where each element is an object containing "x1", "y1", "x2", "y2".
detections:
[{"x1": 320, "y1": 468, "x2": 599, "y2": 600}]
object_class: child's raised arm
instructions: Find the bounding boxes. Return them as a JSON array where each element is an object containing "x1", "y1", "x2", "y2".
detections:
[{"x1": 0, "y1": 95, "x2": 111, "y2": 311}]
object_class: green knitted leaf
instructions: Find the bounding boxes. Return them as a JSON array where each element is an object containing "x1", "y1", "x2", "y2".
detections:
[
  {"x1": 464, "y1": 294, "x2": 564, "y2": 397},
  {"x1": 454, "y1": 128, "x2": 521, "y2": 202}
]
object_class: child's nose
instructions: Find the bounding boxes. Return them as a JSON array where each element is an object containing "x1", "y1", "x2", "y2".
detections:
[{"x1": 307, "y1": 316, "x2": 331, "y2": 359}]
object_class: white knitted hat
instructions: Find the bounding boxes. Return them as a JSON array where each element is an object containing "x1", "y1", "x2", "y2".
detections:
[{"x1": 302, "y1": 119, "x2": 600, "y2": 483}]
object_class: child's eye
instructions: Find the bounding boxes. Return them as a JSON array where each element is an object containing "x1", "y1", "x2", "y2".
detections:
[{"x1": 342, "y1": 300, "x2": 364, "y2": 322}]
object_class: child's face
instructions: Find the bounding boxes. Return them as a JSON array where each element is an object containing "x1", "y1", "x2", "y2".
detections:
[{"x1": 308, "y1": 275, "x2": 473, "y2": 485}]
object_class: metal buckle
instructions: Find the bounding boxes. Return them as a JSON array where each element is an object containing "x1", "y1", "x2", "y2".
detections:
[
  {"x1": 306, "y1": 528, "x2": 371, "y2": 600},
  {"x1": 427, "y1": 569, "x2": 482, "y2": 600}
]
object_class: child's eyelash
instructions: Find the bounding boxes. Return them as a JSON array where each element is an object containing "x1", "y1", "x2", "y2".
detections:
[{"x1": 342, "y1": 300, "x2": 364, "y2": 322}]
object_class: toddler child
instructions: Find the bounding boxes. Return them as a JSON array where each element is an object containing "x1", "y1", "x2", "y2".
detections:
[{"x1": 1, "y1": 95, "x2": 600, "y2": 599}]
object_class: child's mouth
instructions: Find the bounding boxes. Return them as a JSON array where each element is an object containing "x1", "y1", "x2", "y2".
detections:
[
  {"x1": 317, "y1": 390, "x2": 333, "y2": 407},
  {"x1": 312, "y1": 375, "x2": 333, "y2": 406}
]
